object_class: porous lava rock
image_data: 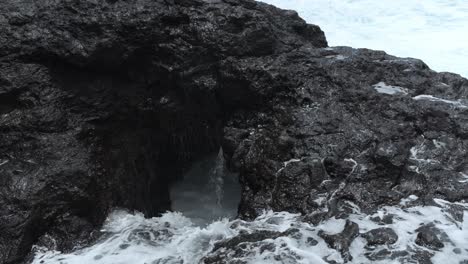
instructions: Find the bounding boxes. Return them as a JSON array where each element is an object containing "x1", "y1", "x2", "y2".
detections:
[{"x1": 1, "y1": 0, "x2": 467, "y2": 263}]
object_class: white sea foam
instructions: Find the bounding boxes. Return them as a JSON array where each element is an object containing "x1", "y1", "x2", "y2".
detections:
[
  {"x1": 325, "y1": 54, "x2": 347, "y2": 60},
  {"x1": 459, "y1": 172, "x2": 468, "y2": 183},
  {"x1": 261, "y1": 0, "x2": 468, "y2": 77},
  {"x1": 413, "y1": 94, "x2": 468, "y2": 108},
  {"x1": 409, "y1": 141, "x2": 439, "y2": 165},
  {"x1": 32, "y1": 197, "x2": 468, "y2": 264},
  {"x1": 373, "y1": 82, "x2": 408, "y2": 95}
]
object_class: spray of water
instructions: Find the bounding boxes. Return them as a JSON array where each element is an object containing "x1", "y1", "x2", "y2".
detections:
[
  {"x1": 170, "y1": 148, "x2": 240, "y2": 226},
  {"x1": 210, "y1": 147, "x2": 225, "y2": 208},
  {"x1": 29, "y1": 150, "x2": 468, "y2": 264},
  {"x1": 32, "y1": 197, "x2": 468, "y2": 264}
]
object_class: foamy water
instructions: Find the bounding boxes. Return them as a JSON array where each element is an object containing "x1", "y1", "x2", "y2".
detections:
[
  {"x1": 33, "y1": 197, "x2": 468, "y2": 264},
  {"x1": 262, "y1": 0, "x2": 468, "y2": 77}
]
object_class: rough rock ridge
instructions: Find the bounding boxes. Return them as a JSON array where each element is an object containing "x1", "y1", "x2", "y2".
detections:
[{"x1": 0, "y1": 0, "x2": 467, "y2": 263}]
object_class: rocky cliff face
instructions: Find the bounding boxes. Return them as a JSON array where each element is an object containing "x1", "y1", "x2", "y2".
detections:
[{"x1": 0, "y1": 0, "x2": 466, "y2": 263}]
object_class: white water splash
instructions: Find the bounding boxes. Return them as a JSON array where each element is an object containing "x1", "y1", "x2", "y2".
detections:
[
  {"x1": 33, "y1": 197, "x2": 468, "y2": 264},
  {"x1": 0, "y1": 159, "x2": 8, "y2": 167},
  {"x1": 413, "y1": 95, "x2": 468, "y2": 108},
  {"x1": 170, "y1": 150, "x2": 240, "y2": 226},
  {"x1": 373, "y1": 82, "x2": 408, "y2": 95},
  {"x1": 210, "y1": 148, "x2": 226, "y2": 207},
  {"x1": 459, "y1": 173, "x2": 468, "y2": 184},
  {"x1": 325, "y1": 54, "x2": 347, "y2": 60}
]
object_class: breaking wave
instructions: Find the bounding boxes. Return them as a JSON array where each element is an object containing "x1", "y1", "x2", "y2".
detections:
[{"x1": 33, "y1": 196, "x2": 468, "y2": 264}]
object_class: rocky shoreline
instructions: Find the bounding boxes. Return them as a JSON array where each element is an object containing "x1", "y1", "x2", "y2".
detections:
[{"x1": 1, "y1": 0, "x2": 467, "y2": 263}]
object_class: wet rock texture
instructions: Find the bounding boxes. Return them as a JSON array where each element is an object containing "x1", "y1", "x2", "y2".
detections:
[
  {"x1": 362, "y1": 227, "x2": 398, "y2": 246},
  {"x1": 0, "y1": 0, "x2": 467, "y2": 263},
  {"x1": 203, "y1": 229, "x2": 293, "y2": 264},
  {"x1": 319, "y1": 220, "x2": 360, "y2": 262},
  {"x1": 415, "y1": 223, "x2": 448, "y2": 250}
]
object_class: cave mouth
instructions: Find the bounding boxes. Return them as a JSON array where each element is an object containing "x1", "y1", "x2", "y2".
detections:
[{"x1": 170, "y1": 148, "x2": 241, "y2": 226}]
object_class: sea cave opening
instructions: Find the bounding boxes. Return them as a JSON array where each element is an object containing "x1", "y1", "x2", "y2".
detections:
[{"x1": 169, "y1": 148, "x2": 241, "y2": 226}]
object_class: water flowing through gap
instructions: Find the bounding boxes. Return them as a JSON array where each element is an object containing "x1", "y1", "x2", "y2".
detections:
[
  {"x1": 170, "y1": 148, "x2": 241, "y2": 226},
  {"x1": 30, "y1": 151, "x2": 468, "y2": 264},
  {"x1": 31, "y1": 149, "x2": 245, "y2": 264}
]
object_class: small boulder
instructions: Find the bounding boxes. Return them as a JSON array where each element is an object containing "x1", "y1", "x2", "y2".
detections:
[
  {"x1": 319, "y1": 220, "x2": 359, "y2": 262},
  {"x1": 415, "y1": 224, "x2": 445, "y2": 250},
  {"x1": 306, "y1": 237, "x2": 318, "y2": 246},
  {"x1": 362, "y1": 227, "x2": 398, "y2": 246},
  {"x1": 370, "y1": 214, "x2": 394, "y2": 225}
]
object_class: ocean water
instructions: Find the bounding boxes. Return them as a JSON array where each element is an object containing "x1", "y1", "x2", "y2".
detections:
[
  {"x1": 262, "y1": 0, "x2": 468, "y2": 78},
  {"x1": 32, "y1": 149, "x2": 468, "y2": 263},
  {"x1": 32, "y1": 198, "x2": 468, "y2": 264}
]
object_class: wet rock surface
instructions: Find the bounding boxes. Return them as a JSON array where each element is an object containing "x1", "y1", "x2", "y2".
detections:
[
  {"x1": 203, "y1": 228, "x2": 303, "y2": 264},
  {"x1": 362, "y1": 227, "x2": 398, "y2": 246},
  {"x1": 1, "y1": 0, "x2": 468, "y2": 263},
  {"x1": 415, "y1": 224, "x2": 448, "y2": 250},
  {"x1": 319, "y1": 220, "x2": 360, "y2": 262}
]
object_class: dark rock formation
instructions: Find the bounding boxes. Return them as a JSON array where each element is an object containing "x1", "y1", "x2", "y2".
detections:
[
  {"x1": 202, "y1": 228, "x2": 303, "y2": 264},
  {"x1": 364, "y1": 249, "x2": 409, "y2": 262},
  {"x1": 306, "y1": 237, "x2": 319, "y2": 246},
  {"x1": 362, "y1": 227, "x2": 398, "y2": 246},
  {"x1": 318, "y1": 220, "x2": 360, "y2": 262},
  {"x1": 370, "y1": 214, "x2": 394, "y2": 225},
  {"x1": 231, "y1": 45, "x2": 468, "y2": 219},
  {"x1": 0, "y1": 0, "x2": 467, "y2": 263},
  {"x1": 415, "y1": 223, "x2": 449, "y2": 250},
  {"x1": 0, "y1": 1, "x2": 326, "y2": 262}
]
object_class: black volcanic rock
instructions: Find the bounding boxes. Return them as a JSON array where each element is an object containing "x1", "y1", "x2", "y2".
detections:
[
  {"x1": 0, "y1": 0, "x2": 467, "y2": 263},
  {"x1": 362, "y1": 227, "x2": 398, "y2": 246},
  {"x1": 203, "y1": 228, "x2": 303, "y2": 264},
  {"x1": 415, "y1": 223, "x2": 448, "y2": 250},
  {"x1": 319, "y1": 220, "x2": 360, "y2": 262}
]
